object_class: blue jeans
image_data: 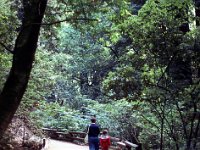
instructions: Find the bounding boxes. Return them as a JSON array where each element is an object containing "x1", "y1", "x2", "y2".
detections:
[{"x1": 88, "y1": 136, "x2": 99, "y2": 150}]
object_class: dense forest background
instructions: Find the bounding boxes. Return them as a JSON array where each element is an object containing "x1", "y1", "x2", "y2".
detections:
[{"x1": 0, "y1": 0, "x2": 199, "y2": 149}]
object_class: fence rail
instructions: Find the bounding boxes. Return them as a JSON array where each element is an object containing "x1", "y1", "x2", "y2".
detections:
[{"x1": 42, "y1": 128, "x2": 141, "y2": 150}]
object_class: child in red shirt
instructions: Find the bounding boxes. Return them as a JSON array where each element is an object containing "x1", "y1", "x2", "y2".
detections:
[{"x1": 100, "y1": 129, "x2": 111, "y2": 150}]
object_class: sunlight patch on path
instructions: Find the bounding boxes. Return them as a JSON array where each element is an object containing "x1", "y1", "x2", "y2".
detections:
[{"x1": 45, "y1": 139, "x2": 88, "y2": 150}]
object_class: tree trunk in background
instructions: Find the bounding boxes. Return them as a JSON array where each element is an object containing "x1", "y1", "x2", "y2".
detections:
[
  {"x1": 80, "y1": 72, "x2": 89, "y2": 95},
  {"x1": 0, "y1": 0, "x2": 48, "y2": 138},
  {"x1": 90, "y1": 71, "x2": 101, "y2": 100}
]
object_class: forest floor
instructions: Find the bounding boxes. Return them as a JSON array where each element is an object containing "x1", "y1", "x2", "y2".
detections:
[
  {"x1": 45, "y1": 139, "x2": 88, "y2": 150},
  {"x1": 1, "y1": 117, "x2": 88, "y2": 150}
]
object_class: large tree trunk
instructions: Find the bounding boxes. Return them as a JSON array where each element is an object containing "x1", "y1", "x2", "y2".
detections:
[{"x1": 0, "y1": 0, "x2": 48, "y2": 138}]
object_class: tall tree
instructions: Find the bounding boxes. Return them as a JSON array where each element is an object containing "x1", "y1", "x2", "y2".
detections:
[
  {"x1": 103, "y1": 0, "x2": 200, "y2": 149},
  {"x1": 0, "y1": 0, "x2": 48, "y2": 137}
]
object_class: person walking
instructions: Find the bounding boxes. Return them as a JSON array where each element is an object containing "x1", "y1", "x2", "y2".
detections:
[
  {"x1": 87, "y1": 117, "x2": 100, "y2": 150},
  {"x1": 99, "y1": 129, "x2": 111, "y2": 150}
]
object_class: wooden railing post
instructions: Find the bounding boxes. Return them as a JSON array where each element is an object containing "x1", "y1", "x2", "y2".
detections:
[
  {"x1": 42, "y1": 138, "x2": 46, "y2": 148},
  {"x1": 136, "y1": 143, "x2": 142, "y2": 150}
]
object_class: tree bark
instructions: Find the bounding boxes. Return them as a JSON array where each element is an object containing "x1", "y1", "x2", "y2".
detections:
[{"x1": 0, "y1": 0, "x2": 48, "y2": 138}]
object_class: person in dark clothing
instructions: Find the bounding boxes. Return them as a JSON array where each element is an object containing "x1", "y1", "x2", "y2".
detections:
[{"x1": 87, "y1": 117, "x2": 100, "y2": 150}]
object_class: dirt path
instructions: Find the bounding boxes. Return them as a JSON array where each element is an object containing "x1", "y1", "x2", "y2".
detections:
[{"x1": 45, "y1": 139, "x2": 88, "y2": 150}]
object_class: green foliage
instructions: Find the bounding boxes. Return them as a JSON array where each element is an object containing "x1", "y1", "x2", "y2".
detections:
[
  {"x1": 58, "y1": 23, "x2": 113, "y2": 100},
  {"x1": 103, "y1": 66, "x2": 141, "y2": 100},
  {"x1": 0, "y1": 53, "x2": 12, "y2": 90},
  {"x1": 18, "y1": 48, "x2": 72, "y2": 114},
  {"x1": 0, "y1": 0, "x2": 19, "y2": 48},
  {"x1": 102, "y1": 0, "x2": 200, "y2": 149},
  {"x1": 0, "y1": 0, "x2": 19, "y2": 91},
  {"x1": 31, "y1": 98, "x2": 142, "y2": 142},
  {"x1": 31, "y1": 101, "x2": 88, "y2": 131},
  {"x1": 0, "y1": 0, "x2": 197, "y2": 149},
  {"x1": 0, "y1": 0, "x2": 10, "y2": 34},
  {"x1": 59, "y1": 24, "x2": 111, "y2": 72}
]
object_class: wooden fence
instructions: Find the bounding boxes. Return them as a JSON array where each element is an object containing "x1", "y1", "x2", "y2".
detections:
[{"x1": 42, "y1": 128, "x2": 141, "y2": 150}]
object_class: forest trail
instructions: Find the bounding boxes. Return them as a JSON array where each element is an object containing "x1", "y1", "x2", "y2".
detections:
[{"x1": 45, "y1": 139, "x2": 88, "y2": 150}]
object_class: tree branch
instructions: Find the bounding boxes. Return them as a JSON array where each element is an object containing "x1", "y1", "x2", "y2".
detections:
[
  {"x1": 157, "y1": 52, "x2": 178, "y2": 85},
  {"x1": 39, "y1": 17, "x2": 98, "y2": 26},
  {"x1": 0, "y1": 42, "x2": 14, "y2": 54},
  {"x1": 193, "y1": 114, "x2": 200, "y2": 148}
]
